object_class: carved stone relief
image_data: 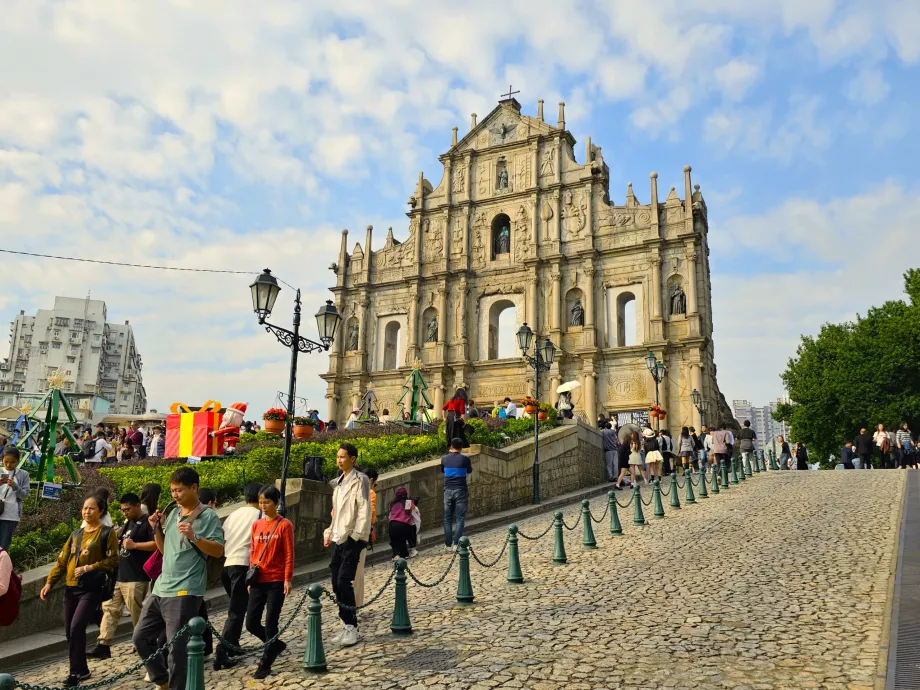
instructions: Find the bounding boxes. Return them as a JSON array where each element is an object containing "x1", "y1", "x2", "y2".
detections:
[
  {"x1": 540, "y1": 201, "x2": 554, "y2": 242},
  {"x1": 452, "y1": 167, "x2": 465, "y2": 194},
  {"x1": 540, "y1": 144, "x2": 556, "y2": 177},
  {"x1": 606, "y1": 372, "x2": 646, "y2": 402},
  {"x1": 422, "y1": 218, "x2": 443, "y2": 262},
  {"x1": 477, "y1": 163, "x2": 489, "y2": 195},
  {"x1": 515, "y1": 155, "x2": 530, "y2": 189},
  {"x1": 513, "y1": 204, "x2": 530, "y2": 263},
  {"x1": 561, "y1": 189, "x2": 587, "y2": 240},
  {"x1": 451, "y1": 217, "x2": 465, "y2": 255}
]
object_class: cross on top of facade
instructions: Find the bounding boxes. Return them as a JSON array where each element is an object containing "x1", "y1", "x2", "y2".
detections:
[{"x1": 500, "y1": 85, "x2": 520, "y2": 101}]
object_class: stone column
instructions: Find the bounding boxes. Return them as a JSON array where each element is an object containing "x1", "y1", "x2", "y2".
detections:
[
  {"x1": 433, "y1": 384, "x2": 445, "y2": 419},
  {"x1": 406, "y1": 288, "x2": 419, "y2": 364},
  {"x1": 550, "y1": 375, "x2": 561, "y2": 405},
  {"x1": 685, "y1": 246, "x2": 698, "y2": 315},
  {"x1": 550, "y1": 266, "x2": 561, "y2": 335},
  {"x1": 554, "y1": 191, "x2": 562, "y2": 243},
  {"x1": 437, "y1": 286, "x2": 448, "y2": 344},
  {"x1": 457, "y1": 278, "x2": 468, "y2": 356},
  {"x1": 326, "y1": 393, "x2": 338, "y2": 424},
  {"x1": 526, "y1": 270, "x2": 538, "y2": 331},
  {"x1": 583, "y1": 371, "x2": 597, "y2": 423},
  {"x1": 651, "y1": 258, "x2": 662, "y2": 320},
  {"x1": 350, "y1": 390, "x2": 360, "y2": 412}
]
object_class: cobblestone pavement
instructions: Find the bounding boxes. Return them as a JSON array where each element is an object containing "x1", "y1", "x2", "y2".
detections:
[{"x1": 8, "y1": 470, "x2": 905, "y2": 690}]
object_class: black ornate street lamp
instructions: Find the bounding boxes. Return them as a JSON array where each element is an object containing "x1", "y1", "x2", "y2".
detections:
[
  {"x1": 249, "y1": 268, "x2": 340, "y2": 515},
  {"x1": 645, "y1": 351, "x2": 667, "y2": 431},
  {"x1": 517, "y1": 322, "x2": 556, "y2": 505},
  {"x1": 691, "y1": 388, "x2": 709, "y2": 427}
]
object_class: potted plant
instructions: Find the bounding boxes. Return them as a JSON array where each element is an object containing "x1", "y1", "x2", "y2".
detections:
[
  {"x1": 647, "y1": 405, "x2": 662, "y2": 419},
  {"x1": 262, "y1": 408, "x2": 288, "y2": 435},
  {"x1": 521, "y1": 396, "x2": 539, "y2": 415},
  {"x1": 292, "y1": 416, "x2": 315, "y2": 440}
]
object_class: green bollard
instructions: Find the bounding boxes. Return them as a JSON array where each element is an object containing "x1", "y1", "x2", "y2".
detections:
[
  {"x1": 552, "y1": 511, "x2": 567, "y2": 564},
  {"x1": 711, "y1": 464, "x2": 720, "y2": 494},
  {"x1": 769, "y1": 449, "x2": 778, "y2": 471},
  {"x1": 731, "y1": 457, "x2": 740, "y2": 484},
  {"x1": 752, "y1": 453, "x2": 760, "y2": 474},
  {"x1": 184, "y1": 617, "x2": 206, "y2": 690},
  {"x1": 652, "y1": 479, "x2": 665, "y2": 519},
  {"x1": 390, "y1": 558, "x2": 412, "y2": 635},
  {"x1": 507, "y1": 525, "x2": 524, "y2": 583},
  {"x1": 684, "y1": 470, "x2": 696, "y2": 504},
  {"x1": 0, "y1": 675, "x2": 15, "y2": 690},
  {"x1": 302, "y1": 583, "x2": 327, "y2": 672},
  {"x1": 632, "y1": 485, "x2": 646, "y2": 526},
  {"x1": 738, "y1": 456, "x2": 747, "y2": 481},
  {"x1": 456, "y1": 536, "x2": 475, "y2": 603},
  {"x1": 669, "y1": 473, "x2": 681, "y2": 509},
  {"x1": 720, "y1": 459, "x2": 730, "y2": 489},
  {"x1": 608, "y1": 491, "x2": 623, "y2": 535},
  {"x1": 581, "y1": 500, "x2": 597, "y2": 549},
  {"x1": 697, "y1": 466, "x2": 708, "y2": 498}
]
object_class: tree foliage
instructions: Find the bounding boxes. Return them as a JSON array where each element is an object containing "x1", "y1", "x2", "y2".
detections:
[{"x1": 776, "y1": 269, "x2": 920, "y2": 463}]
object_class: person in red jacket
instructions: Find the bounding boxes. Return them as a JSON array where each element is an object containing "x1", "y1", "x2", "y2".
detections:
[
  {"x1": 442, "y1": 388, "x2": 468, "y2": 447},
  {"x1": 246, "y1": 485, "x2": 294, "y2": 680}
]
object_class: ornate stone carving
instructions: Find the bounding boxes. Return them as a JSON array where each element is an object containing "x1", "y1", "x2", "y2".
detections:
[
  {"x1": 515, "y1": 155, "x2": 530, "y2": 189},
  {"x1": 606, "y1": 373, "x2": 645, "y2": 401},
  {"x1": 347, "y1": 322, "x2": 359, "y2": 351},
  {"x1": 451, "y1": 217, "x2": 465, "y2": 255},
  {"x1": 477, "y1": 164, "x2": 489, "y2": 195},
  {"x1": 540, "y1": 144, "x2": 556, "y2": 177},
  {"x1": 514, "y1": 204, "x2": 530, "y2": 263},
  {"x1": 540, "y1": 200, "x2": 554, "y2": 241},
  {"x1": 561, "y1": 189, "x2": 587, "y2": 240},
  {"x1": 423, "y1": 218, "x2": 443, "y2": 262},
  {"x1": 452, "y1": 167, "x2": 465, "y2": 194}
]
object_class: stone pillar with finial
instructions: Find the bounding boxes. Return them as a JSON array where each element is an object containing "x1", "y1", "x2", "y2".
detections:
[
  {"x1": 557, "y1": 101, "x2": 565, "y2": 129},
  {"x1": 537, "y1": 99, "x2": 544, "y2": 121},
  {"x1": 451, "y1": 126, "x2": 458, "y2": 147},
  {"x1": 470, "y1": 113, "x2": 477, "y2": 130}
]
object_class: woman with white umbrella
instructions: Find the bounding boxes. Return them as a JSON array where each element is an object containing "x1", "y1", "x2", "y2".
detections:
[{"x1": 555, "y1": 381, "x2": 580, "y2": 420}]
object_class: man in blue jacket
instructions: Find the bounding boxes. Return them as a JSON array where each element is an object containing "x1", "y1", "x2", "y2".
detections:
[{"x1": 441, "y1": 437, "x2": 472, "y2": 552}]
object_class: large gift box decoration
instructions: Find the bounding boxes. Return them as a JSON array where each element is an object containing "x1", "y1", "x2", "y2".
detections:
[{"x1": 165, "y1": 400, "x2": 224, "y2": 458}]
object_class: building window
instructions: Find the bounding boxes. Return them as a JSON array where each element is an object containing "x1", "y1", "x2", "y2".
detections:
[
  {"x1": 52, "y1": 342, "x2": 62, "y2": 349},
  {"x1": 70, "y1": 345, "x2": 78, "y2": 353},
  {"x1": 382, "y1": 321, "x2": 401, "y2": 370},
  {"x1": 66, "y1": 356, "x2": 76, "y2": 363},
  {"x1": 616, "y1": 292, "x2": 637, "y2": 347},
  {"x1": 123, "y1": 394, "x2": 129, "y2": 401},
  {"x1": 55, "y1": 317, "x2": 69, "y2": 326},
  {"x1": 486, "y1": 299, "x2": 517, "y2": 360}
]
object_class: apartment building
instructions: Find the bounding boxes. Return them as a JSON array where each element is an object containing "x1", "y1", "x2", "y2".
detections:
[{"x1": 0, "y1": 296, "x2": 146, "y2": 415}]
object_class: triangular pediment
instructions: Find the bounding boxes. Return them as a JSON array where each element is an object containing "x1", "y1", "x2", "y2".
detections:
[{"x1": 450, "y1": 99, "x2": 559, "y2": 156}]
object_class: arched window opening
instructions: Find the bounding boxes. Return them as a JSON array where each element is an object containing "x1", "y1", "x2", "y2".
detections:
[
  {"x1": 491, "y1": 214, "x2": 511, "y2": 259},
  {"x1": 617, "y1": 293, "x2": 637, "y2": 347},
  {"x1": 383, "y1": 321, "x2": 401, "y2": 370},
  {"x1": 487, "y1": 299, "x2": 517, "y2": 360}
]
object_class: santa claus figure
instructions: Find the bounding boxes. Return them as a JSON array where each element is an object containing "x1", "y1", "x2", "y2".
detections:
[{"x1": 210, "y1": 401, "x2": 247, "y2": 453}]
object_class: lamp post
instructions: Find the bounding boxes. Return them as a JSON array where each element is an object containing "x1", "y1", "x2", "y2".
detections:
[
  {"x1": 691, "y1": 388, "x2": 709, "y2": 427},
  {"x1": 517, "y1": 323, "x2": 556, "y2": 505},
  {"x1": 645, "y1": 351, "x2": 667, "y2": 431},
  {"x1": 249, "y1": 269, "x2": 340, "y2": 516}
]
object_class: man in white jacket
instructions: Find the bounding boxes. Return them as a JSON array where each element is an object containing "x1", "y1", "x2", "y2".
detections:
[{"x1": 323, "y1": 443, "x2": 371, "y2": 647}]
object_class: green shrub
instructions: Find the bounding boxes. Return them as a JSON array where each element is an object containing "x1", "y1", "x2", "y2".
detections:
[{"x1": 9, "y1": 521, "x2": 73, "y2": 572}]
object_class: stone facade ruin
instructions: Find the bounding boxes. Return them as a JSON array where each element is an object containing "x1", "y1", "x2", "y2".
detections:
[{"x1": 323, "y1": 97, "x2": 734, "y2": 431}]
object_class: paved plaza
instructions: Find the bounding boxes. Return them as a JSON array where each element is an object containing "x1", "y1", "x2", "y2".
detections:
[{"x1": 6, "y1": 470, "x2": 905, "y2": 690}]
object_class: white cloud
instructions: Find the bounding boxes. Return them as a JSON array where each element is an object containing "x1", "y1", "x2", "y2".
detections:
[
  {"x1": 714, "y1": 60, "x2": 761, "y2": 101},
  {"x1": 845, "y1": 67, "x2": 891, "y2": 105}
]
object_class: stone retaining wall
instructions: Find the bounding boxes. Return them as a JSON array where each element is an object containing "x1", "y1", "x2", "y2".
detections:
[{"x1": 0, "y1": 420, "x2": 602, "y2": 643}]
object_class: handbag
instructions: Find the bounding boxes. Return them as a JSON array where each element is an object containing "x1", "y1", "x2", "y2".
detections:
[
  {"x1": 143, "y1": 550, "x2": 163, "y2": 581},
  {"x1": 245, "y1": 518, "x2": 284, "y2": 586}
]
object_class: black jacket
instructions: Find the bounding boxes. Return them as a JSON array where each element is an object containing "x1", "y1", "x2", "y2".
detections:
[{"x1": 854, "y1": 434, "x2": 874, "y2": 455}]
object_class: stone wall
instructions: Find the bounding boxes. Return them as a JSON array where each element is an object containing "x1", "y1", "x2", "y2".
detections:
[{"x1": 1, "y1": 420, "x2": 603, "y2": 643}]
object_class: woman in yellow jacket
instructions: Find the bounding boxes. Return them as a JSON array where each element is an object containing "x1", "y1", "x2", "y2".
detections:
[{"x1": 41, "y1": 495, "x2": 119, "y2": 688}]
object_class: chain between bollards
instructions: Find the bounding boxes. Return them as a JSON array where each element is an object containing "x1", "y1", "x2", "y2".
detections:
[
  {"x1": 405, "y1": 551, "x2": 457, "y2": 587},
  {"x1": 517, "y1": 520, "x2": 554, "y2": 541},
  {"x1": 469, "y1": 537, "x2": 510, "y2": 568}
]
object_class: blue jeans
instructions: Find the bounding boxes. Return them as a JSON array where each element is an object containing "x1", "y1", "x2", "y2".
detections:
[
  {"x1": 443, "y1": 487, "x2": 469, "y2": 547},
  {"x1": 0, "y1": 519, "x2": 16, "y2": 551}
]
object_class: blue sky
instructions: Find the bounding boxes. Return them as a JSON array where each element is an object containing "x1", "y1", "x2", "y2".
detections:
[{"x1": 1, "y1": 0, "x2": 919, "y2": 419}]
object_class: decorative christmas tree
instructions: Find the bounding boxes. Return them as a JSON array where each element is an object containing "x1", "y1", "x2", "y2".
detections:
[
  {"x1": 395, "y1": 359, "x2": 434, "y2": 424},
  {"x1": 15, "y1": 369, "x2": 83, "y2": 497}
]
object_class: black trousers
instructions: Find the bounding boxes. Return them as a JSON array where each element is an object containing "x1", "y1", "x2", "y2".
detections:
[
  {"x1": 859, "y1": 453, "x2": 873, "y2": 469},
  {"x1": 245, "y1": 581, "x2": 286, "y2": 664},
  {"x1": 329, "y1": 538, "x2": 365, "y2": 627},
  {"x1": 133, "y1": 594, "x2": 202, "y2": 690},
  {"x1": 879, "y1": 449, "x2": 891, "y2": 469},
  {"x1": 217, "y1": 565, "x2": 249, "y2": 661},
  {"x1": 388, "y1": 521, "x2": 416, "y2": 558},
  {"x1": 63, "y1": 586, "x2": 103, "y2": 676}
]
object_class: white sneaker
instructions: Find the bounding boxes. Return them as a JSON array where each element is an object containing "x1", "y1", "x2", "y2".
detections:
[
  {"x1": 144, "y1": 672, "x2": 150, "y2": 682},
  {"x1": 330, "y1": 626, "x2": 347, "y2": 644},
  {"x1": 444, "y1": 545, "x2": 453, "y2": 554},
  {"x1": 408, "y1": 548, "x2": 418, "y2": 558},
  {"x1": 340, "y1": 625, "x2": 359, "y2": 646}
]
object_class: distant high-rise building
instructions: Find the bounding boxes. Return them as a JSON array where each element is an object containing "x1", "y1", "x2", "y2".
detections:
[
  {"x1": 0, "y1": 296, "x2": 146, "y2": 415},
  {"x1": 732, "y1": 397, "x2": 791, "y2": 452}
]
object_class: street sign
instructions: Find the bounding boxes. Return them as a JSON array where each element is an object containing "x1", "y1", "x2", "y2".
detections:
[{"x1": 41, "y1": 482, "x2": 63, "y2": 501}]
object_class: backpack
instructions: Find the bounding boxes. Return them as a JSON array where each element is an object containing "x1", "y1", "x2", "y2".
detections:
[
  {"x1": 0, "y1": 548, "x2": 21, "y2": 627},
  {"x1": 82, "y1": 438, "x2": 97, "y2": 459}
]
